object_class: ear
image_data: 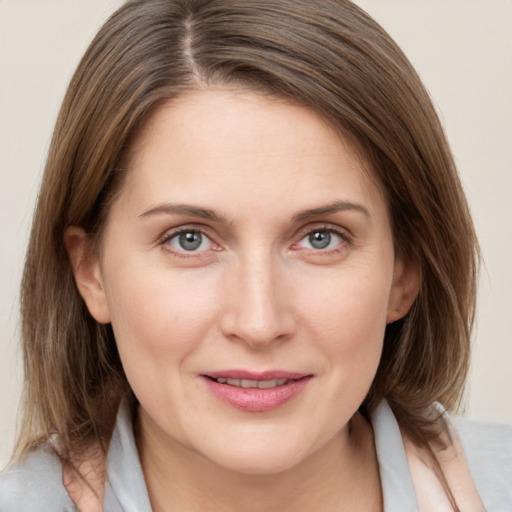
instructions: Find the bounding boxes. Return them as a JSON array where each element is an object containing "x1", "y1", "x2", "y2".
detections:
[
  {"x1": 64, "y1": 226, "x2": 111, "y2": 324},
  {"x1": 387, "y1": 256, "x2": 421, "y2": 324}
]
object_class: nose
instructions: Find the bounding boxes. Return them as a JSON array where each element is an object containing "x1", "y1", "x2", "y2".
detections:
[{"x1": 220, "y1": 251, "x2": 296, "y2": 349}]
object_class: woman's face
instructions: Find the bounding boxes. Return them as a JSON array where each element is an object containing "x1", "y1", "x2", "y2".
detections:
[{"x1": 71, "y1": 88, "x2": 416, "y2": 474}]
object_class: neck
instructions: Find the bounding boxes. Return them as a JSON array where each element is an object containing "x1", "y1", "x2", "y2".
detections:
[{"x1": 137, "y1": 411, "x2": 382, "y2": 512}]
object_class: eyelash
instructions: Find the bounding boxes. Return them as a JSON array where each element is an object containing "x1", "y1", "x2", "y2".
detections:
[
  {"x1": 159, "y1": 224, "x2": 351, "y2": 258},
  {"x1": 159, "y1": 227, "x2": 219, "y2": 258},
  {"x1": 292, "y1": 225, "x2": 352, "y2": 254}
]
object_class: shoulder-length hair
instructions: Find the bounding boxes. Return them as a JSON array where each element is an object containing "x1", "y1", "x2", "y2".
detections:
[{"x1": 16, "y1": 0, "x2": 477, "y2": 494}]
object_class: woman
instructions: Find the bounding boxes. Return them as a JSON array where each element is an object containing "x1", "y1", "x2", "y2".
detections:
[{"x1": 0, "y1": 0, "x2": 510, "y2": 510}]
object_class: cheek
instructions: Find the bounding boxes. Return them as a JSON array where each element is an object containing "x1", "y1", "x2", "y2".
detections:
[
  {"x1": 102, "y1": 258, "x2": 221, "y2": 368},
  {"x1": 102, "y1": 263, "x2": 225, "y2": 423},
  {"x1": 296, "y1": 264, "x2": 392, "y2": 372},
  {"x1": 300, "y1": 263, "x2": 392, "y2": 330}
]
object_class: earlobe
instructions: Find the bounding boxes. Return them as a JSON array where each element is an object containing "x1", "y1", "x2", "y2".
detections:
[
  {"x1": 387, "y1": 257, "x2": 421, "y2": 324},
  {"x1": 64, "y1": 226, "x2": 111, "y2": 324}
]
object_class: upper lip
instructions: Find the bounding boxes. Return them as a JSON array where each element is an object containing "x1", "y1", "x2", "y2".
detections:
[{"x1": 203, "y1": 370, "x2": 311, "y2": 381}]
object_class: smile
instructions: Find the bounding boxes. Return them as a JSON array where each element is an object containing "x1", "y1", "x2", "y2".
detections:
[
  {"x1": 202, "y1": 371, "x2": 312, "y2": 412},
  {"x1": 213, "y1": 378, "x2": 290, "y2": 389}
]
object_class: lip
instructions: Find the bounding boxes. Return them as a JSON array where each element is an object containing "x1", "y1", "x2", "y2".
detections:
[
  {"x1": 205, "y1": 370, "x2": 308, "y2": 381},
  {"x1": 201, "y1": 370, "x2": 313, "y2": 412}
]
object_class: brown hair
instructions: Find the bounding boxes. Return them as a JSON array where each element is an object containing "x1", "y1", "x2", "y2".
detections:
[{"x1": 16, "y1": 0, "x2": 478, "y2": 506}]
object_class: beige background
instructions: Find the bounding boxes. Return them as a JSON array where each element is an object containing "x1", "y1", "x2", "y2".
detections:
[{"x1": 1, "y1": 0, "x2": 511, "y2": 467}]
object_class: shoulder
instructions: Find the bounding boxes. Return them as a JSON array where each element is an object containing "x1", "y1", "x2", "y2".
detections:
[
  {"x1": 453, "y1": 414, "x2": 512, "y2": 508},
  {"x1": 454, "y1": 413, "x2": 512, "y2": 454},
  {"x1": 0, "y1": 444, "x2": 75, "y2": 511}
]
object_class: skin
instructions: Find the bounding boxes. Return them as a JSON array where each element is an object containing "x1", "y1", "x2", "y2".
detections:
[{"x1": 66, "y1": 88, "x2": 419, "y2": 511}]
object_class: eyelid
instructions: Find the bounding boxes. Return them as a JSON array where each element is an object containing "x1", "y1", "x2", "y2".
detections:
[
  {"x1": 293, "y1": 223, "x2": 352, "y2": 242},
  {"x1": 290, "y1": 223, "x2": 352, "y2": 253},
  {"x1": 158, "y1": 224, "x2": 222, "y2": 257},
  {"x1": 156, "y1": 222, "x2": 352, "y2": 258}
]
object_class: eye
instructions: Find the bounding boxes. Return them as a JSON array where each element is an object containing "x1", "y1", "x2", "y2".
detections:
[
  {"x1": 165, "y1": 230, "x2": 214, "y2": 253},
  {"x1": 296, "y1": 228, "x2": 345, "y2": 251}
]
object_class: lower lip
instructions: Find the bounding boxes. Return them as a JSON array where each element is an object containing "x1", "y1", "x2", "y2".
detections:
[{"x1": 202, "y1": 376, "x2": 312, "y2": 412}]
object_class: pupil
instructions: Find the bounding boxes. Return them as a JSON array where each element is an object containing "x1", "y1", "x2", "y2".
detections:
[
  {"x1": 309, "y1": 231, "x2": 331, "y2": 249},
  {"x1": 179, "y1": 232, "x2": 202, "y2": 251}
]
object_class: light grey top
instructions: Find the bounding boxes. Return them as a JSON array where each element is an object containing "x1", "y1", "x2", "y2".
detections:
[{"x1": 1, "y1": 400, "x2": 511, "y2": 511}]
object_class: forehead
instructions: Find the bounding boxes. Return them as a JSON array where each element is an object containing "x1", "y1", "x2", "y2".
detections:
[
  {"x1": 117, "y1": 87, "x2": 386, "y2": 222},
  {"x1": 130, "y1": 88, "x2": 351, "y2": 162}
]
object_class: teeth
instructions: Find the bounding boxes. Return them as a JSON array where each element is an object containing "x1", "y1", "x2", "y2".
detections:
[{"x1": 216, "y1": 378, "x2": 290, "y2": 389}]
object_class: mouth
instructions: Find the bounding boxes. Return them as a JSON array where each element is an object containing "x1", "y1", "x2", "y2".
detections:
[
  {"x1": 201, "y1": 371, "x2": 312, "y2": 412},
  {"x1": 208, "y1": 377, "x2": 294, "y2": 389}
]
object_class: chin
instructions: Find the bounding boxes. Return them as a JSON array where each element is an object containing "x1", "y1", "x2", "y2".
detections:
[
  {"x1": 207, "y1": 448, "x2": 305, "y2": 476},
  {"x1": 194, "y1": 427, "x2": 322, "y2": 476}
]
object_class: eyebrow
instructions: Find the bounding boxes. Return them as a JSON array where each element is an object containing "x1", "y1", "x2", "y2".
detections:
[
  {"x1": 139, "y1": 203, "x2": 227, "y2": 223},
  {"x1": 139, "y1": 200, "x2": 371, "y2": 224},
  {"x1": 292, "y1": 200, "x2": 371, "y2": 223}
]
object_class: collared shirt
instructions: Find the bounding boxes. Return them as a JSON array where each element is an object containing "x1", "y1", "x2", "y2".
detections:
[{"x1": 1, "y1": 399, "x2": 511, "y2": 511}]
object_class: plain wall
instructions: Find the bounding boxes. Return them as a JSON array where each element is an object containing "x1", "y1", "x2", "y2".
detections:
[{"x1": 1, "y1": 0, "x2": 511, "y2": 468}]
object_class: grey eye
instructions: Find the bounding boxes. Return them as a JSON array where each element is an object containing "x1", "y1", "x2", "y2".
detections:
[
  {"x1": 308, "y1": 231, "x2": 332, "y2": 249},
  {"x1": 170, "y1": 231, "x2": 210, "y2": 252},
  {"x1": 179, "y1": 232, "x2": 202, "y2": 251}
]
